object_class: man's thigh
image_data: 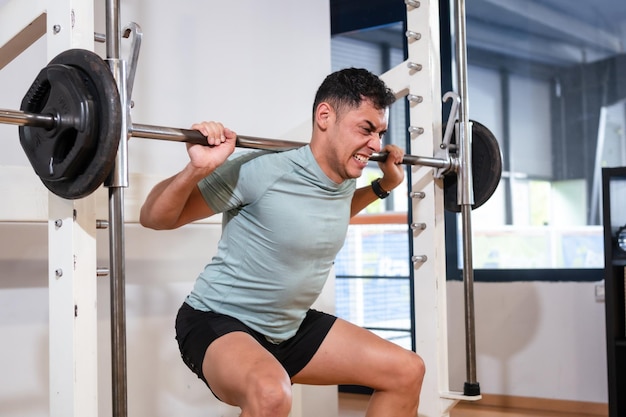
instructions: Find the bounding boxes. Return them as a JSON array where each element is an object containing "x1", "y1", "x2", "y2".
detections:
[
  {"x1": 203, "y1": 331, "x2": 290, "y2": 405},
  {"x1": 175, "y1": 304, "x2": 336, "y2": 404},
  {"x1": 291, "y1": 317, "x2": 417, "y2": 389}
]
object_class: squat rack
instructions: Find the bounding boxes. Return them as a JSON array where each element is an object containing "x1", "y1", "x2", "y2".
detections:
[{"x1": 0, "y1": 0, "x2": 484, "y2": 416}]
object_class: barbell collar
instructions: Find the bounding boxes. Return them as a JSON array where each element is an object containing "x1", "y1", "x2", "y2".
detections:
[
  {"x1": 105, "y1": 58, "x2": 129, "y2": 188},
  {"x1": 398, "y1": 154, "x2": 453, "y2": 171},
  {"x1": 457, "y1": 120, "x2": 475, "y2": 206}
]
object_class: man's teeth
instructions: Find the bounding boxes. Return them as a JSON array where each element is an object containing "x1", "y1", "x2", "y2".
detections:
[{"x1": 354, "y1": 154, "x2": 369, "y2": 163}]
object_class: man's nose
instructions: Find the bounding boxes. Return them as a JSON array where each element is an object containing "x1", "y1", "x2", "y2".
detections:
[{"x1": 370, "y1": 137, "x2": 382, "y2": 153}]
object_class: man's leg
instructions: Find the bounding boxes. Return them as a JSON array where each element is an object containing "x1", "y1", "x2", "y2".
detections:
[
  {"x1": 292, "y1": 318, "x2": 425, "y2": 417},
  {"x1": 202, "y1": 331, "x2": 293, "y2": 417}
]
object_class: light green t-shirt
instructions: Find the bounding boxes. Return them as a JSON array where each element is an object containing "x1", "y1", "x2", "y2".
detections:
[{"x1": 186, "y1": 145, "x2": 356, "y2": 342}]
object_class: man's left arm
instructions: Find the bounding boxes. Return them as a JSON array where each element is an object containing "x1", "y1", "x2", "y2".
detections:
[{"x1": 350, "y1": 144, "x2": 405, "y2": 217}]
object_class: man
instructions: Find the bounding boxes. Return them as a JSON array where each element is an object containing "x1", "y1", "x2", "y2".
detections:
[{"x1": 140, "y1": 68, "x2": 425, "y2": 417}]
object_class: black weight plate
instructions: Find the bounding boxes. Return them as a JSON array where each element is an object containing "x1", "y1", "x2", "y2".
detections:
[
  {"x1": 45, "y1": 49, "x2": 122, "y2": 199},
  {"x1": 444, "y1": 120, "x2": 502, "y2": 212},
  {"x1": 19, "y1": 63, "x2": 98, "y2": 181},
  {"x1": 21, "y1": 49, "x2": 122, "y2": 199}
]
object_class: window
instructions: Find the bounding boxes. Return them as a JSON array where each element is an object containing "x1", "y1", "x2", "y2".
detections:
[
  {"x1": 335, "y1": 223, "x2": 412, "y2": 350},
  {"x1": 446, "y1": 0, "x2": 626, "y2": 279}
]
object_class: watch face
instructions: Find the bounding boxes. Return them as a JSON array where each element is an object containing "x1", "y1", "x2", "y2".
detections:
[{"x1": 617, "y1": 227, "x2": 626, "y2": 253}]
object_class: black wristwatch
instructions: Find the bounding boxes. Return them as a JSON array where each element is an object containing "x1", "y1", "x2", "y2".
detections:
[{"x1": 371, "y1": 178, "x2": 390, "y2": 199}]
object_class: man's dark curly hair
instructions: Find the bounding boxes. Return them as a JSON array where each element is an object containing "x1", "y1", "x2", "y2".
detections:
[{"x1": 312, "y1": 67, "x2": 396, "y2": 121}]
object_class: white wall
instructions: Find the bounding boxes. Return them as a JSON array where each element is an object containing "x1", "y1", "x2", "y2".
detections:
[
  {"x1": 447, "y1": 280, "x2": 607, "y2": 403},
  {"x1": 0, "y1": 1, "x2": 332, "y2": 417}
]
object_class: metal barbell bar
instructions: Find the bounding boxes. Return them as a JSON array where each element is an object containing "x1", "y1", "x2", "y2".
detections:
[
  {"x1": 131, "y1": 123, "x2": 456, "y2": 170},
  {"x1": 0, "y1": 108, "x2": 456, "y2": 172}
]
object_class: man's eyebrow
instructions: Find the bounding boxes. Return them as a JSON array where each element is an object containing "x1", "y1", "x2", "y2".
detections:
[
  {"x1": 363, "y1": 120, "x2": 381, "y2": 131},
  {"x1": 364, "y1": 120, "x2": 387, "y2": 136}
]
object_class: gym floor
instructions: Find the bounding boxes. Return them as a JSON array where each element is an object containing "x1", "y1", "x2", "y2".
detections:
[{"x1": 338, "y1": 393, "x2": 606, "y2": 417}]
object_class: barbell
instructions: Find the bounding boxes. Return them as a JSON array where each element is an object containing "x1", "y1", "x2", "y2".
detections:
[{"x1": 0, "y1": 48, "x2": 502, "y2": 209}]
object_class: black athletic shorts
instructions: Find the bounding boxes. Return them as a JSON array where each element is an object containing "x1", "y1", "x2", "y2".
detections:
[{"x1": 175, "y1": 302, "x2": 337, "y2": 386}]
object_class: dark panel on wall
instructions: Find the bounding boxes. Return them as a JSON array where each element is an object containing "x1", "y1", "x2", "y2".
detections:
[
  {"x1": 330, "y1": 0, "x2": 406, "y2": 34},
  {"x1": 552, "y1": 54, "x2": 626, "y2": 224}
]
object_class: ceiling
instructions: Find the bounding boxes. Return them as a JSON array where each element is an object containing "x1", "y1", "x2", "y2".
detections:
[
  {"x1": 337, "y1": 0, "x2": 626, "y2": 69},
  {"x1": 467, "y1": 0, "x2": 626, "y2": 66}
]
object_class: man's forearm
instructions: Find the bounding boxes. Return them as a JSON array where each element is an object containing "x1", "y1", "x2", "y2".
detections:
[{"x1": 139, "y1": 163, "x2": 212, "y2": 230}]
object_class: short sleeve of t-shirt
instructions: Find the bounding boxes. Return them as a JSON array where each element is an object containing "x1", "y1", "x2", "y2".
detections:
[{"x1": 197, "y1": 150, "x2": 273, "y2": 214}]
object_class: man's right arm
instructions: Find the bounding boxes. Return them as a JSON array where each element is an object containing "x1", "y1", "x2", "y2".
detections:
[
  {"x1": 139, "y1": 121, "x2": 237, "y2": 230},
  {"x1": 139, "y1": 163, "x2": 216, "y2": 230}
]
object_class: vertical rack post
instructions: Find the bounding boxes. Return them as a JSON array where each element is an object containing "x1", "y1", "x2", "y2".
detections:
[
  {"x1": 104, "y1": 0, "x2": 130, "y2": 416},
  {"x1": 46, "y1": 1, "x2": 99, "y2": 417},
  {"x1": 453, "y1": 0, "x2": 480, "y2": 396}
]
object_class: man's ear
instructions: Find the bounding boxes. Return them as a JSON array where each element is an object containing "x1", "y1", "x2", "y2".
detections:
[{"x1": 315, "y1": 102, "x2": 334, "y2": 131}]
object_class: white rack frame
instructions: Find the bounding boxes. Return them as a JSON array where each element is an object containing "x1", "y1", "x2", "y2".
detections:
[
  {"x1": 0, "y1": 2, "x2": 99, "y2": 417},
  {"x1": 381, "y1": 1, "x2": 481, "y2": 415}
]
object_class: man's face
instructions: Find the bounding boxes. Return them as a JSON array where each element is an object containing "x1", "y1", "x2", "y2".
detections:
[{"x1": 325, "y1": 99, "x2": 388, "y2": 182}]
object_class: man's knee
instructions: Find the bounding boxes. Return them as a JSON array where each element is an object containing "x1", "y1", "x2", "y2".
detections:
[
  {"x1": 396, "y1": 351, "x2": 426, "y2": 393},
  {"x1": 246, "y1": 372, "x2": 293, "y2": 416},
  {"x1": 410, "y1": 353, "x2": 426, "y2": 387}
]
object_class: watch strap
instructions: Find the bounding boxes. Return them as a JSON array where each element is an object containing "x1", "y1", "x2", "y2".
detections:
[{"x1": 371, "y1": 178, "x2": 390, "y2": 199}]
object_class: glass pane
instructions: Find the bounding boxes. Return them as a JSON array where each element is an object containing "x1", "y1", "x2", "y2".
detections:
[
  {"x1": 464, "y1": 0, "x2": 626, "y2": 269},
  {"x1": 336, "y1": 277, "x2": 412, "y2": 348},
  {"x1": 609, "y1": 176, "x2": 626, "y2": 239},
  {"x1": 335, "y1": 224, "x2": 410, "y2": 277},
  {"x1": 334, "y1": 223, "x2": 412, "y2": 348}
]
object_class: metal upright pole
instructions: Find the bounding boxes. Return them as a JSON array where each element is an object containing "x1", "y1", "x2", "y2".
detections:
[
  {"x1": 454, "y1": 0, "x2": 480, "y2": 396},
  {"x1": 104, "y1": 0, "x2": 129, "y2": 416}
]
